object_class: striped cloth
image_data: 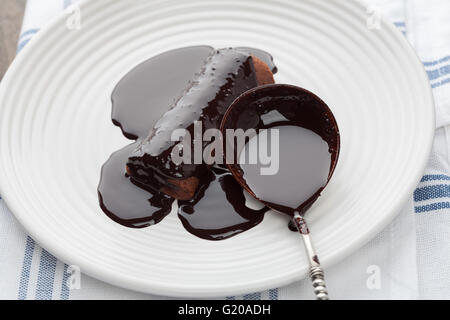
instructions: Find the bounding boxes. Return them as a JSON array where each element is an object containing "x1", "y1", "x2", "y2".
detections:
[{"x1": 1, "y1": 0, "x2": 450, "y2": 299}]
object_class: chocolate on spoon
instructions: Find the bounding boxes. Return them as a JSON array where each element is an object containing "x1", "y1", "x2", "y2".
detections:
[{"x1": 220, "y1": 84, "x2": 340, "y2": 300}]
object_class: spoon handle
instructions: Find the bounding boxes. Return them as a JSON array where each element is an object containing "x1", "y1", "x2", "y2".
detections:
[{"x1": 292, "y1": 212, "x2": 329, "y2": 300}]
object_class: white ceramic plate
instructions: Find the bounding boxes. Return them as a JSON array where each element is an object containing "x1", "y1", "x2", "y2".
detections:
[{"x1": 0, "y1": 0, "x2": 434, "y2": 297}]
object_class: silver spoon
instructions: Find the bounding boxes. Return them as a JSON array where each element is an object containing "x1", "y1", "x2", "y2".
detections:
[{"x1": 220, "y1": 84, "x2": 339, "y2": 300}]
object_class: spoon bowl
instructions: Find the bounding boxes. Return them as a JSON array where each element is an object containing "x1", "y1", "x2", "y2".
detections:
[{"x1": 220, "y1": 84, "x2": 340, "y2": 215}]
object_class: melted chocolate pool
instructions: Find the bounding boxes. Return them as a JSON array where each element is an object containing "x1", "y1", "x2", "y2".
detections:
[
  {"x1": 178, "y1": 167, "x2": 267, "y2": 241},
  {"x1": 221, "y1": 84, "x2": 340, "y2": 216},
  {"x1": 98, "y1": 46, "x2": 276, "y2": 239},
  {"x1": 240, "y1": 126, "x2": 331, "y2": 214},
  {"x1": 98, "y1": 143, "x2": 174, "y2": 228}
]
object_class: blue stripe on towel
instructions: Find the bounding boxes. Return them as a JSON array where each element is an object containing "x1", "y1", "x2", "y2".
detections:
[
  {"x1": 431, "y1": 77, "x2": 450, "y2": 89},
  {"x1": 423, "y1": 56, "x2": 450, "y2": 67},
  {"x1": 421, "y1": 174, "x2": 450, "y2": 182},
  {"x1": 16, "y1": 23, "x2": 38, "y2": 301},
  {"x1": 419, "y1": 55, "x2": 450, "y2": 88},
  {"x1": 17, "y1": 29, "x2": 41, "y2": 53},
  {"x1": 64, "y1": 0, "x2": 73, "y2": 9},
  {"x1": 18, "y1": 236, "x2": 35, "y2": 300},
  {"x1": 415, "y1": 202, "x2": 450, "y2": 213},
  {"x1": 35, "y1": 249, "x2": 57, "y2": 300},
  {"x1": 243, "y1": 292, "x2": 262, "y2": 300},
  {"x1": 414, "y1": 184, "x2": 450, "y2": 202},
  {"x1": 16, "y1": 38, "x2": 32, "y2": 53},
  {"x1": 413, "y1": 175, "x2": 450, "y2": 213},
  {"x1": 393, "y1": 21, "x2": 406, "y2": 35},
  {"x1": 419, "y1": 53, "x2": 450, "y2": 88},
  {"x1": 426, "y1": 64, "x2": 450, "y2": 81},
  {"x1": 268, "y1": 288, "x2": 279, "y2": 300},
  {"x1": 15, "y1": 12, "x2": 62, "y2": 301},
  {"x1": 61, "y1": 264, "x2": 70, "y2": 300},
  {"x1": 19, "y1": 28, "x2": 39, "y2": 41}
]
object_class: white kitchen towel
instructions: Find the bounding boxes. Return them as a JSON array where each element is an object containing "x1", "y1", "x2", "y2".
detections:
[
  {"x1": 0, "y1": 0, "x2": 446, "y2": 299},
  {"x1": 405, "y1": 0, "x2": 450, "y2": 299},
  {"x1": 406, "y1": 0, "x2": 450, "y2": 129}
]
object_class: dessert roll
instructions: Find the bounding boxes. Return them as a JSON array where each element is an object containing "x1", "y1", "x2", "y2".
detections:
[{"x1": 126, "y1": 48, "x2": 274, "y2": 200}]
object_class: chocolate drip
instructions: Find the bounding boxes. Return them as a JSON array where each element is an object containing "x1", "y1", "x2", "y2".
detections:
[
  {"x1": 178, "y1": 167, "x2": 268, "y2": 240},
  {"x1": 98, "y1": 143, "x2": 174, "y2": 228}
]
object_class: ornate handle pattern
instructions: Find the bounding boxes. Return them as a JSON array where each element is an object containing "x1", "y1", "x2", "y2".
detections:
[
  {"x1": 292, "y1": 212, "x2": 330, "y2": 300},
  {"x1": 309, "y1": 266, "x2": 329, "y2": 300}
]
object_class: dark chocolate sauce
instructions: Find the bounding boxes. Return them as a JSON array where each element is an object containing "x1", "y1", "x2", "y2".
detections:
[
  {"x1": 221, "y1": 84, "x2": 340, "y2": 216},
  {"x1": 287, "y1": 220, "x2": 297, "y2": 232},
  {"x1": 98, "y1": 143, "x2": 174, "y2": 228},
  {"x1": 127, "y1": 48, "x2": 259, "y2": 183},
  {"x1": 240, "y1": 126, "x2": 331, "y2": 214},
  {"x1": 99, "y1": 46, "x2": 277, "y2": 239},
  {"x1": 111, "y1": 46, "x2": 215, "y2": 140},
  {"x1": 178, "y1": 167, "x2": 268, "y2": 240}
]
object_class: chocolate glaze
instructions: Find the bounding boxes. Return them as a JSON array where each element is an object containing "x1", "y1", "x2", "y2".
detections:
[
  {"x1": 221, "y1": 84, "x2": 340, "y2": 216},
  {"x1": 127, "y1": 48, "x2": 259, "y2": 188},
  {"x1": 99, "y1": 46, "x2": 277, "y2": 239}
]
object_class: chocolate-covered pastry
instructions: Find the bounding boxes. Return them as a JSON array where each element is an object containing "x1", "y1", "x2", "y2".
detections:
[
  {"x1": 126, "y1": 48, "x2": 274, "y2": 200},
  {"x1": 99, "y1": 46, "x2": 276, "y2": 237}
]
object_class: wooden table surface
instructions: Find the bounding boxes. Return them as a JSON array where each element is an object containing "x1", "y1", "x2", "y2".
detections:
[{"x1": 0, "y1": 0, "x2": 26, "y2": 81}]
